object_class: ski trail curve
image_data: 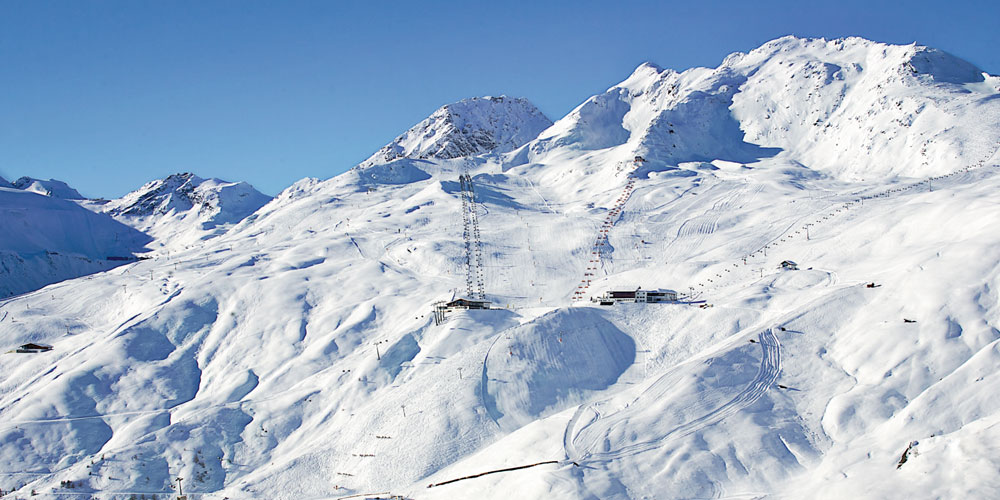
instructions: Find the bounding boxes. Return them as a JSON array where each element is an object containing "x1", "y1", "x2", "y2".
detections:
[
  {"x1": 480, "y1": 324, "x2": 521, "y2": 428},
  {"x1": 566, "y1": 328, "x2": 781, "y2": 462},
  {"x1": 665, "y1": 183, "x2": 752, "y2": 257}
]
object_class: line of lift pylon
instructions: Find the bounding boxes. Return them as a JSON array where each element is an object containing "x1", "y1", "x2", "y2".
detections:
[
  {"x1": 573, "y1": 161, "x2": 641, "y2": 301},
  {"x1": 459, "y1": 173, "x2": 486, "y2": 300}
]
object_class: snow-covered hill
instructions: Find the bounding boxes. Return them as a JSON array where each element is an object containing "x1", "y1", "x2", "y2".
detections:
[
  {"x1": 10, "y1": 177, "x2": 85, "y2": 199},
  {"x1": 1, "y1": 36, "x2": 999, "y2": 500},
  {"x1": 358, "y1": 96, "x2": 552, "y2": 168},
  {"x1": 0, "y1": 187, "x2": 150, "y2": 298},
  {"x1": 92, "y1": 173, "x2": 272, "y2": 251}
]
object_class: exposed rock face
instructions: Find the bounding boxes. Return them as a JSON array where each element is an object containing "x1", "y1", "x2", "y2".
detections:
[{"x1": 358, "y1": 96, "x2": 552, "y2": 168}]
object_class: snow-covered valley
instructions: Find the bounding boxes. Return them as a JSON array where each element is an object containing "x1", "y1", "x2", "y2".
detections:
[{"x1": 2, "y1": 36, "x2": 999, "y2": 499}]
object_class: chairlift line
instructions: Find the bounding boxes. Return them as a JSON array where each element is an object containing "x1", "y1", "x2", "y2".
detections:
[{"x1": 458, "y1": 173, "x2": 487, "y2": 301}]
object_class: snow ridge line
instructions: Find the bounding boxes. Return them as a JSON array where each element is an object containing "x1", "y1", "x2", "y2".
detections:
[{"x1": 567, "y1": 328, "x2": 781, "y2": 463}]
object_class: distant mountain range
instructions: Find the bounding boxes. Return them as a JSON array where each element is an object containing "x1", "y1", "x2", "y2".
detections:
[{"x1": 1, "y1": 173, "x2": 271, "y2": 296}]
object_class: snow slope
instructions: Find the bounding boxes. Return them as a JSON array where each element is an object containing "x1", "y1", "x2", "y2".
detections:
[
  {"x1": 0, "y1": 187, "x2": 151, "y2": 299},
  {"x1": 1, "y1": 36, "x2": 999, "y2": 500}
]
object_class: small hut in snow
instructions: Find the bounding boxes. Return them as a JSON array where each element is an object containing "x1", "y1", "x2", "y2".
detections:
[{"x1": 15, "y1": 343, "x2": 53, "y2": 353}]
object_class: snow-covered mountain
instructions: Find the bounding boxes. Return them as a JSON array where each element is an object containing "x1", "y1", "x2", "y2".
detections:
[
  {"x1": 358, "y1": 96, "x2": 552, "y2": 168},
  {"x1": 10, "y1": 176, "x2": 85, "y2": 199},
  {"x1": 1, "y1": 36, "x2": 999, "y2": 500},
  {"x1": 0, "y1": 175, "x2": 11, "y2": 188},
  {"x1": 519, "y1": 36, "x2": 999, "y2": 180},
  {"x1": 93, "y1": 173, "x2": 272, "y2": 250},
  {"x1": 0, "y1": 187, "x2": 150, "y2": 298},
  {"x1": 0, "y1": 173, "x2": 267, "y2": 296}
]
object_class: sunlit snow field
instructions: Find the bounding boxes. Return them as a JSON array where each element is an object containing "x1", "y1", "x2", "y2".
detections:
[{"x1": 2, "y1": 36, "x2": 1000, "y2": 499}]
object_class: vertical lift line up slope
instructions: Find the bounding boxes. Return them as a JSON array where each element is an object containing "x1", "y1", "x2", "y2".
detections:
[{"x1": 434, "y1": 173, "x2": 491, "y2": 325}]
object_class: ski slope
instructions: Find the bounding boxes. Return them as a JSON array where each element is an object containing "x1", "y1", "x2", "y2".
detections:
[{"x1": 1, "y1": 36, "x2": 1000, "y2": 499}]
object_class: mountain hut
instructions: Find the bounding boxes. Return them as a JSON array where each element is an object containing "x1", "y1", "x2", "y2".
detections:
[{"x1": 15, "y1": 343, "x2": 53, "y2": 353}]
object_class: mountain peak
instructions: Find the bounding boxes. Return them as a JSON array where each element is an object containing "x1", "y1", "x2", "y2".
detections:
[
  {"x1": 619, "y1": 61, "x2": 673, "y2": 89},
  {"x1": 105, "y1": 172, "x2": 204, "y2": 218},
  {"x1": 906, "y1": 45, "x2": 985, "y2": 83},
  {"x1": 11, "y1": 176, "x2": 84, "y2": 199},
  {"x1": 737, "y1": 35, "x2": 985, "y2": 83},
  {"x1": 522, "y1": 35, "x2": 999, "y2": 180},
  {"x1": 358, "y1": 96, "x2": 552, "y2": 168},
  {"x1": 101, "y1": 172, "x2": 271, "y2": 235}
]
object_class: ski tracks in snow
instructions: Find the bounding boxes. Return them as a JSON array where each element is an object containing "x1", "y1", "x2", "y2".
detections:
[
  {"x1": 565, "y1": 328, "x2": 781, "y2": 463},
  {"x1": 666, "y1": 183, "x2": 761, "y2": 258}
]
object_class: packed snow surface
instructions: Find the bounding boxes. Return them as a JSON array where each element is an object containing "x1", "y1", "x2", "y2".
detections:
[{"x1": 1, "y1": 36, "x2": 1000, "y2": 499}]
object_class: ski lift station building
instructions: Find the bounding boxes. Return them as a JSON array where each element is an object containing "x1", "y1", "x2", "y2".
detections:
[
  {"x1": 437, "y1": 298, "x2": 491, "y2": 310},
  {"x1": 433, "y1": 298, "x2": 492, "y2": 325},
  {"x1": 592, "y1": 288, "x2": 677, "y2": 305}
]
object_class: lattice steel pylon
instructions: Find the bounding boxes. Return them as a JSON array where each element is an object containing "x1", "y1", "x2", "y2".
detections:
[{"x1": 459, "y1": 173, "x2": 487, "y2": 300}]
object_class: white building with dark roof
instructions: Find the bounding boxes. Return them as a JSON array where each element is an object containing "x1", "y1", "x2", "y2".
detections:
[{"x1": 592, "y1": 288, "x2": 677, "y2": 305}]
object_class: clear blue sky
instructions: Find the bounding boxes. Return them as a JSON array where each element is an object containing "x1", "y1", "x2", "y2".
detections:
[{"x1": 2, "y1": 0, "x2": 997, "y2": 198}]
